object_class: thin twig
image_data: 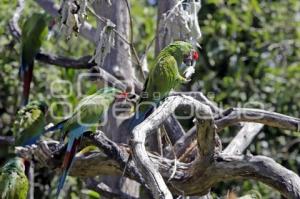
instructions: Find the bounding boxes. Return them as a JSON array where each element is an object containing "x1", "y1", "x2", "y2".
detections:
[
  {"x1": 123, "y1": 0, "x2": 146, "y2": 80},
  {"x1": 87, "y1": 5, "x2": 145, "y2": 80},
  {"x1": 8, "y1": 0, "x2": 24, "y2": 41}
]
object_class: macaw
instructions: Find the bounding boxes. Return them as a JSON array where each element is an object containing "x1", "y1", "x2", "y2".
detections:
[
  {"x1": 130, "y1": 41, "x2": 199, "y2": 128},
  {"x1": 0, "y1": 157, "x2": 29, "y2": 199},
  {"x1": 13, "y1": 101, "x2": 48, "y2": 146},
  {"x1": 20, "y1": 13, "x2": 51, "y2": 106},
  {"x1": 44, "y1": 87, "x2": 127, "y2": 198}
]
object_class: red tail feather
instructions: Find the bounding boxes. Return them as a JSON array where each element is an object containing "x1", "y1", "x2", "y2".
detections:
[
  {"x1": 62, "y1": 139, "x2": 80, "y2": 170},
  {"x1": 21, "y1": 64, "x2": 34, "y2": 106},
  {"x1": 56, "y1": 138, "x2": 81, "y2": 198}
]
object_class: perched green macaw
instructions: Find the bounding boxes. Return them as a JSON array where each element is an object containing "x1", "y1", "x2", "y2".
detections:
[
  {"x1": 13, "y1": 101, "x2": 48, "y2": 146},
  {"x1": 20, "y1": 13, "x2": 51, "y2": 106},
  {"x1": 44, "y1": 87, "x2": 127, "y2": 198},
  {"x1": 0, "y1": 157, "x2": 29, "y2": 199},
  {"x1": 130, "y1": 41, "x2": 199, "y2": 128}
]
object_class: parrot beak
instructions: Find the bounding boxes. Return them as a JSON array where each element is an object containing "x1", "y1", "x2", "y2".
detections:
[
  {"x1": 183, "y1": 50, "x2": 199, "y2": 67},
  {"x1": 47, "y1": 19, "x2": 56, "y2": 40},
  {"x1": 182, "y1": 50, "x2": 199, "y2": 79},
  {"x1": 115, "y1": 91, "x2": 129, "y2": 102},
  {"x1": 116, "y1": 92, "x2": 138, "y2": 103},
  {"x1": 183, "y1": 55, "x2": 194, "y2": 67}
]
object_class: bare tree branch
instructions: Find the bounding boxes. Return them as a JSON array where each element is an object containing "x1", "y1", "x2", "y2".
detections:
[
  {"x1": 223, "y1": 123, "x2": 264, "y2": 155},
  {"x1": 170, "y1": 91, "x2": 221, "y2": 158},
  {"x1": 123, "y1": 0, "x2": 146, "y2": 80},
  {"x1": 172, "y1": 153, "x2": 300, "y2": 198},
  {"x1": 195, "y1": 109, "x2": 217, "y2": 159},
  {"x1": 36, "y1": 54, "x2": 94, "y2": 69},
  {"x1": 131, "y1": 95, "x2": 213, "y2": 199},
  {"x1": 163, "y1": 114, "x2": 185, "y2": 145},
  {"x1": 8, "y1": 0, "x2": 129, "y2": 90},
  {"x1": 8, "y1": 0, "x2": 24, "y2": 41},
  {"x1": 130, "y1": 95, "x2": 300, "y2": 198},
  {"x1": 36, "y1": 52, "x2": 145, "y2": 92},
  {"x1": 87, "y1": 181, "x2": 139, "y2": 199},
  {"x1": 15, "y1": 129, "x2": 300, "y2": 198},
  {"x1": 85, "y1": 131, "x2": 146, "y2": 186},
  {"x1": 0, "y1": 136, "x2": 14, "y2": 146},
  {"x1": 211, "y1": 154, "x2": 300, "y2": 199},
  {"x1": 14, "y1": 96, "x2": 300, "y2": 198},
  {"x1": 171, "y1": 93, "x2": 299, "y2": 159},
  {"x1": 173, "y1": 126, "x2": 196, "y2": 158},
  {"x1": 215, "y1": 108, "x2": 300, "y2": 132},
  {"x1": 35, "y1": 53, "x2": 128, "y2": 90},
  {"x1": 170, "y1": 91, "x2": 221, "y2": 114}
]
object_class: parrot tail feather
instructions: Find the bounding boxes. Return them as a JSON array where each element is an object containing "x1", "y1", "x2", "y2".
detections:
[
  {"x1": 20, "y1": 62, "x2": 34, "y2": 107},
  {"x1": 19, "y1": 60, "x2": 26, "y2": 79},
  {"x1": 56, "y1": 138, "x2": 81, "y2": 199}
]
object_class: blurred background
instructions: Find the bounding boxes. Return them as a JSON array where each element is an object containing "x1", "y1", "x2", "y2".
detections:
[{"x1": 0, "y1": 0, "x2": 299, "y2": 198}]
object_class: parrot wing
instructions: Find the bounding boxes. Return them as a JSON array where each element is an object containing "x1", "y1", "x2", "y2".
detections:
[
  {"x1": 45, "y1": 93, "x2": 106, "y2": 139},
  {"x1": 140, "y1": 55, "x2": 180, "y2": 110},
  {"x1": 130, "y1": 56, "x2": 179, "y2": 129},
  {"x1": 64, "y1": 94, "x2": 106, "y2": 131}
]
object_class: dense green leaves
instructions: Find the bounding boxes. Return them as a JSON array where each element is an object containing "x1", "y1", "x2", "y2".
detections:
[{"x1": 192, "y1": 0, "x2": 300, "y2": 197}]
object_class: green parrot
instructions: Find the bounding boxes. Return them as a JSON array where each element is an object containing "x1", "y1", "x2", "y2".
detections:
[
  {"x1": 44, "y1": 87, "x2": 128, "y2": 198},
  {"x1": 0, "y1": 157, "x2": 29, "y2": 199},
  {"x1": 130, "y1": 41, "x2": 199, "y2": 128},
  {"x1": 13, "y1": 101, "x2": 48, "y2": 146},
  {"x1": 20, "y1": 13, "x2": 51, "y2": 106}
]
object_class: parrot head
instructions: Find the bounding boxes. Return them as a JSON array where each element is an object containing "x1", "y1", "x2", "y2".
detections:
[
  {"x1": 164, "y1": 41, "x2": 199, "y2": 79},
  {"x1": 4, "y1": 157, "x2": 26, "y2": 172},
  {"x1": 115, "y1": 90, "x2": 132, "y2": 103},
  {"x1": 30, "y1": 12, "x2": 55, "y2": 39},
  {"x1": 29, "y1": 13, "x2": 51, "y2": 30},
  {"x1": 182, "y1": 48, "x2": 199, "y2": 67},
  {"x1": 95, "y1": 87, "x2": 129, "y2": 102},
  {"x1": 28, "y1": 101, "x2": 48, "y2": 114}
]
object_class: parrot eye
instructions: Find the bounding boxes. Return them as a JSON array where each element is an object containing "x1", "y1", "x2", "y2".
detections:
[{"x1": 48, "y1": 19, "x2": 56, "y2": 30}]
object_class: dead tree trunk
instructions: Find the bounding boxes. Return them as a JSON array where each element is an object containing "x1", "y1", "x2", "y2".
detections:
[
  {"x1": 92, "y1": 0, "x2": 139, "y2": 197},
  {"x1": 155, "y1": 0, "x2": 177, "y2": 55}
]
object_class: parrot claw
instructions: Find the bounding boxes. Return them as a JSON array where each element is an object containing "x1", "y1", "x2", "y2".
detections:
[{"x1": 15, "y1": 145, "x2": 34, "y2": 160}]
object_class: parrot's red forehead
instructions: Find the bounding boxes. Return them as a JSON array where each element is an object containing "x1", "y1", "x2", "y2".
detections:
[
  {"x1": 116, "y1": 91, "x2": 128, "y2": 99},
  {"x1": 192, "y1": 50, "x2": 199, "y2": 61}
]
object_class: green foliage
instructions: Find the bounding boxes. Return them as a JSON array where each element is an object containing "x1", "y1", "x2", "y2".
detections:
[{"x1": 192, "y1": 0, "x2": 300, "y2": 197}]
